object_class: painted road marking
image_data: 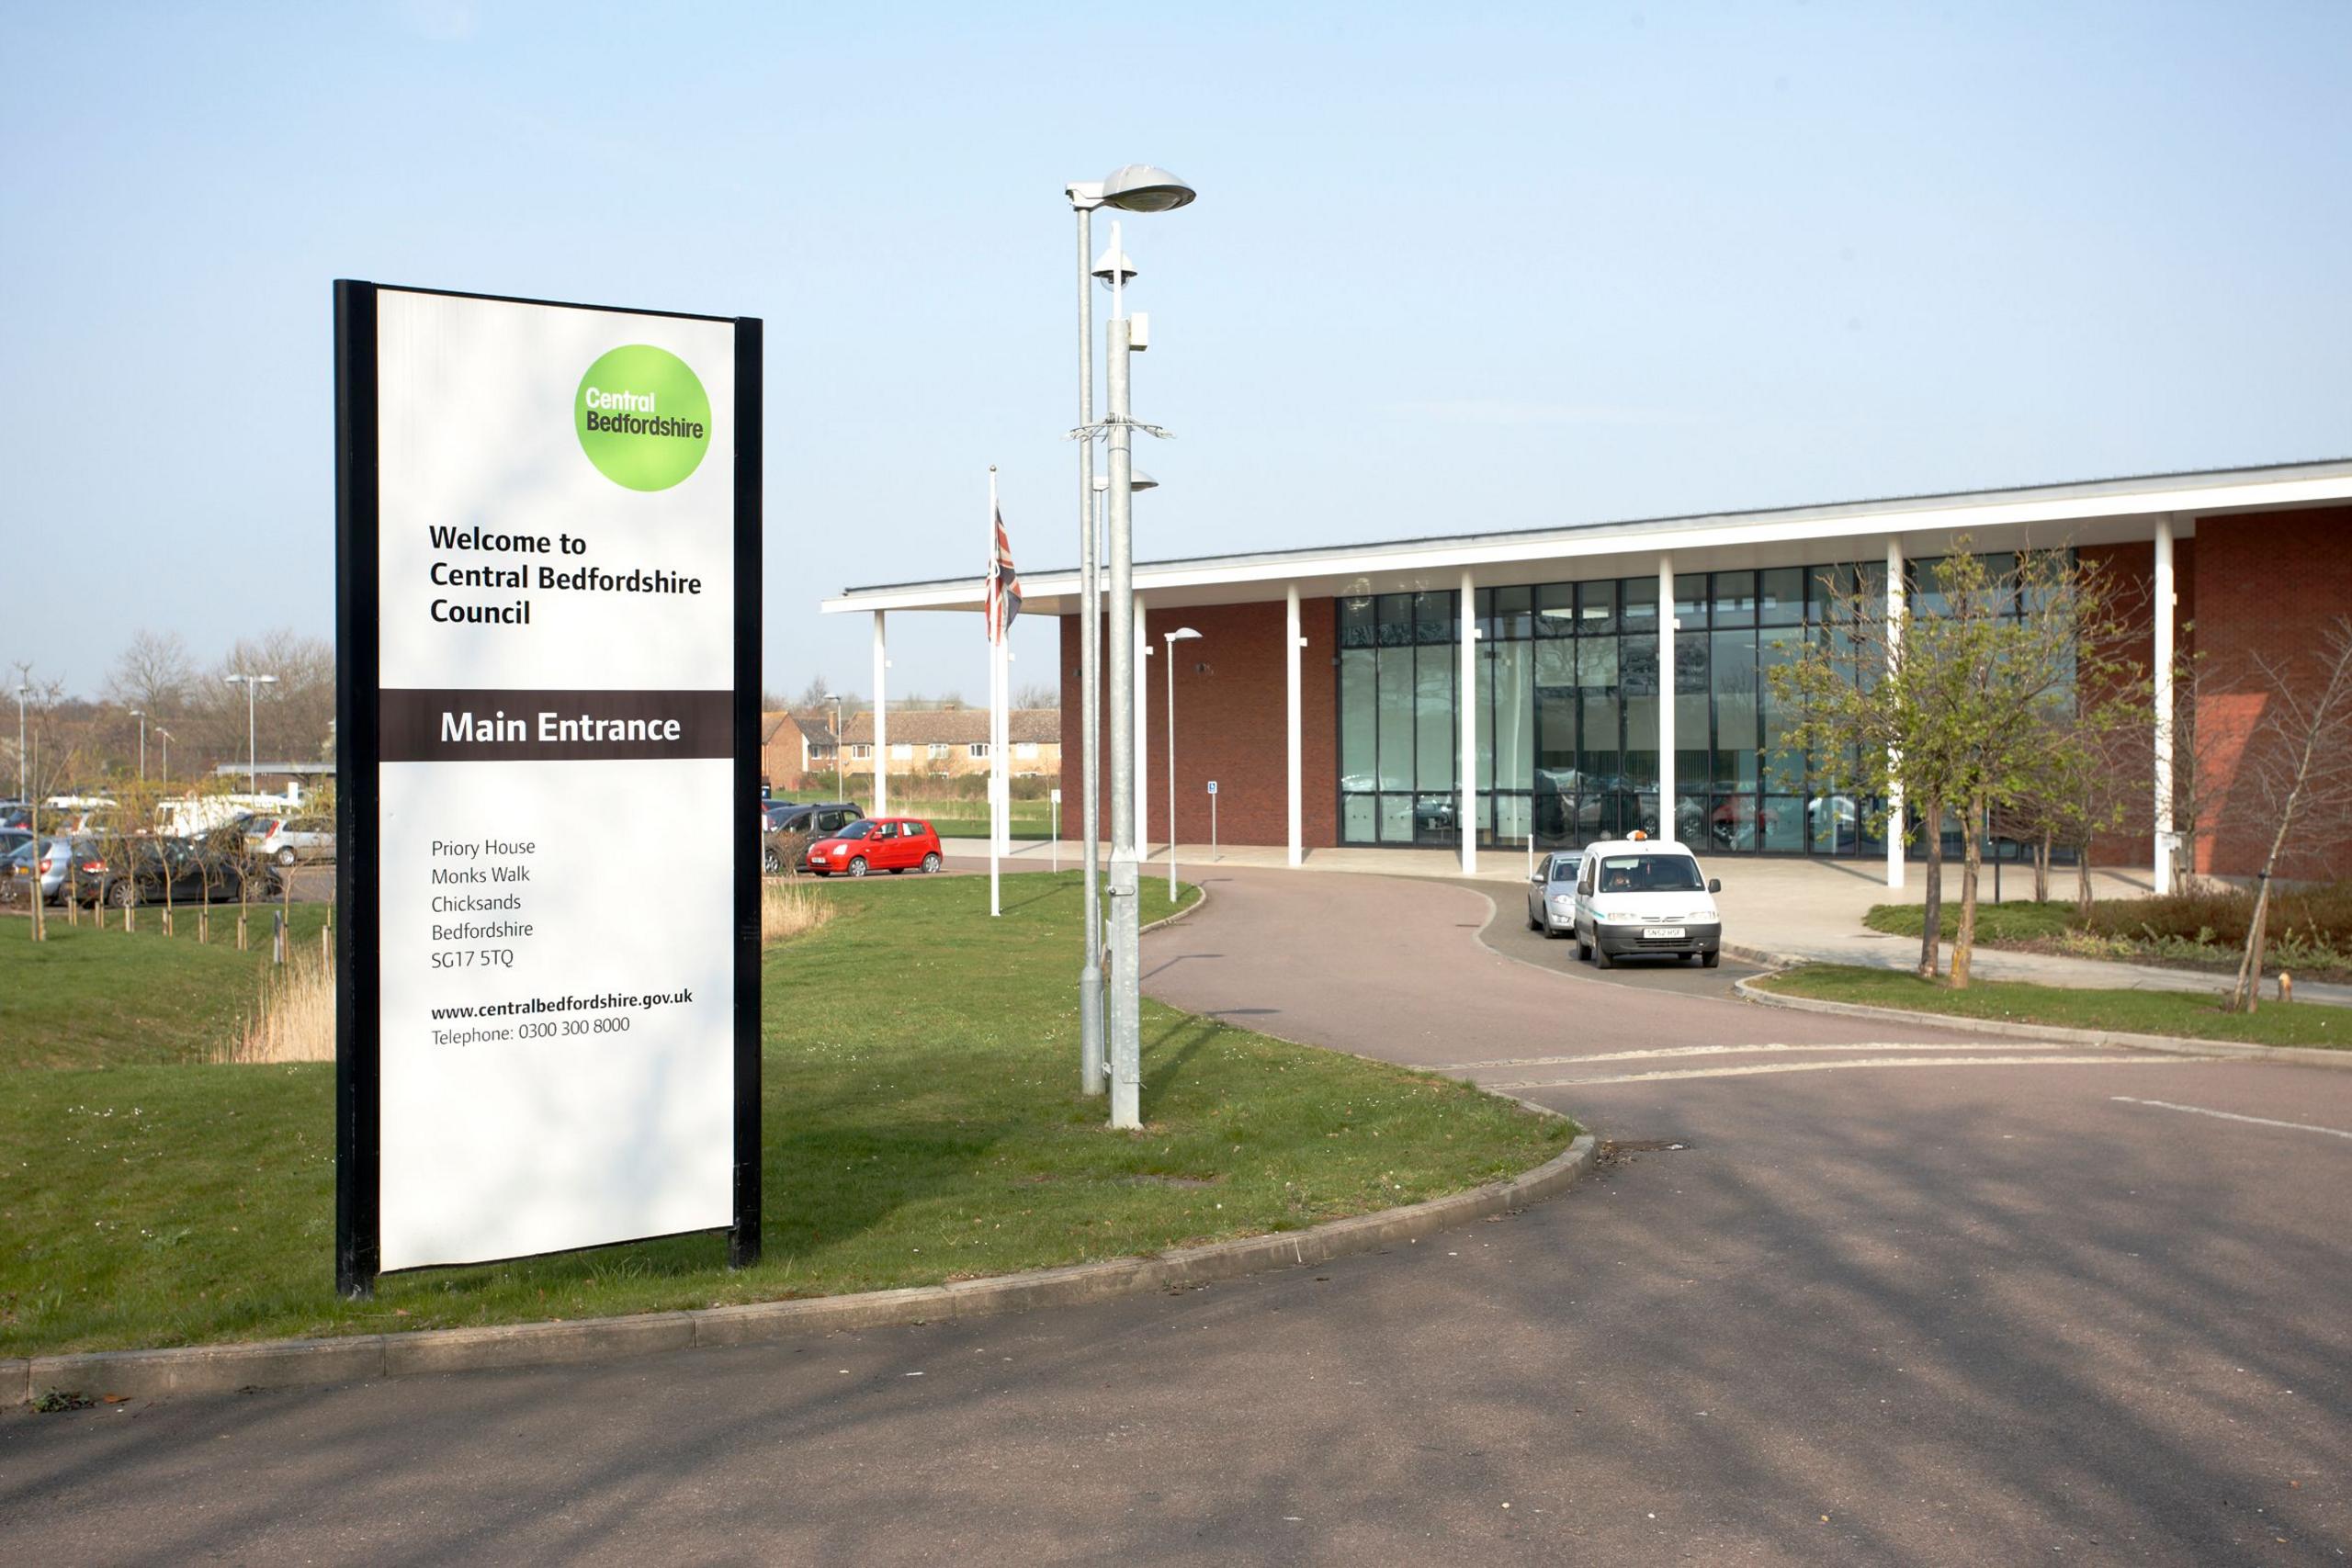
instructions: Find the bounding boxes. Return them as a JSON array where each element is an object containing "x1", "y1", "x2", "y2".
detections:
[
  {"x1": 2111, "y1": 1096, "x2": 2352, "y2": 1142},
  {"x1": 1423, "y1": 1042, "x2": 2066, "y2": 1071},
  {"x1": 1487, "y1": 1055, "x2": 2217, "y2": 1088}
]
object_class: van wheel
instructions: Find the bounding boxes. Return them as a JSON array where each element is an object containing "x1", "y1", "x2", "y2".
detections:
[
  {"x1": 1592, "y1": 944, "x2": 1612, "y2": 970},
  {"x1": 1702, "y1": 950, "x2": 1721, "y2": 969},
  {"x1": 1576, "y1": 932, "x2": 1591, "y2": 962}
]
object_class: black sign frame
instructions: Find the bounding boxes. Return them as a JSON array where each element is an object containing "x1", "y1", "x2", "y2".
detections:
[{"x1": 333, "y1": 279, "x2": 763, "y2": 1299}]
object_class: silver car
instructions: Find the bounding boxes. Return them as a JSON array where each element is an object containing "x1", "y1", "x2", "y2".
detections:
[
  {"x1": 248, "y1": 815, "x2": 335, "y2": 868},
  {"x1": 0, "y1": 836, "x2": 96, "y2": 908},
  {"x1": 1524, "y1": 850, "x2": 1585, "y2": 939}
]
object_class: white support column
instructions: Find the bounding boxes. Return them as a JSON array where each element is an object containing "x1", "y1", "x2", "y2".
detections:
[
  {"x1": 1285, "y1": 583, "x2": 1304, "y2": 867},
  {"x1": 2154, "y1": 513, "x2": 2177, "y2": 894},
  {"x1": 871, "y1": 610, "x2": 888, "y2": 819},
  {"x1": 1657, "y1": 554, "x2": 1675, "y2": 841},
  {"x1": 1133, "y1": 593, "x2": 1150, "y2": 863},
  {"x1": 1885, "y1": 538, "x2": 1905, "y2": 889},
  {"x1": 1459, "y1": 568, "x2": 1477, "y2": 874}
]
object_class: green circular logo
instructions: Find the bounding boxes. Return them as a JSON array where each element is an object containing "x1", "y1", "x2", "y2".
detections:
[{"x1": 575, "y1": 345, "x2": 712, "y2": 491}]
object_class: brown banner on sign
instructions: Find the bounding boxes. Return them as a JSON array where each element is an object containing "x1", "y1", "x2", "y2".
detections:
[{"x1": 380, "y1": 689, "x2": 735, "y2": 762}]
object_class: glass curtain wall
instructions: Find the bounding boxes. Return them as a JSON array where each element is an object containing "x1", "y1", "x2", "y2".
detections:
[{"x1": 1337, "y1": 562, "x2": 2048, "y2": 855}]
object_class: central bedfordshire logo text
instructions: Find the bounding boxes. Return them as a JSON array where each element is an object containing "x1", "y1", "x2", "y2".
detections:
[{"x1": 574, "y1": 344, "x2": 711, "y2": 491}]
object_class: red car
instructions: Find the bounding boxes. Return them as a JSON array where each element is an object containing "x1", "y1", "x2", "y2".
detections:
[{"x1": 805, "y1": 817, "x2": 944, "y2": 877}]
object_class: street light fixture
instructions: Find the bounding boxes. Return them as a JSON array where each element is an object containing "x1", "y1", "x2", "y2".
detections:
[
  {"x1": 13, "y1": 671, "x2": 28, "y2": 809},
  {"x1": 1065, "y1": 162, "x2": 1195, "y2": 1114},
  {"x1": 224, "y1": 672, "x2": 277, "y2": 794},
  {"x1": 1163, "y1": 628, "x2": 1203, "y2": 900}
]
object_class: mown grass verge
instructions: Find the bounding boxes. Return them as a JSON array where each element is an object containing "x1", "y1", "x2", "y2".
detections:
[
  {"x1": 1757, "y1": 963, "x2": 2351, "y2": 1049},
  {"x1": 0, "y1": 903, "x2": 333, "y2": 1070},
  {"x1": 0, "y1": 874, "x2": 1568, "y2": 1358}
]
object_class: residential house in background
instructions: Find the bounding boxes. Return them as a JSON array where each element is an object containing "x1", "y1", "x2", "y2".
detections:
[{"x1": 837, "y1": 708, "x2": 1059, "y2": 782}]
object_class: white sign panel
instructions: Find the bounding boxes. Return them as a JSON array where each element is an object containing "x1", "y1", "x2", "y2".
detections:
[{"x1": 341, "y1": 285, "x2": 757, "y2": 1281}]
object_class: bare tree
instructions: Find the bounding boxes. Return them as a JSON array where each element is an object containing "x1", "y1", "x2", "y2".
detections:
[
  {"x1": 105, "y1": 629, "x2": 196, "y2": 719},
  {"x1": 2226, "y1": 616, "x2": 2352, "y2": 1013},
  {"x1": 1014, "y1": 681, "x2": 1058, "y2": 711},
  {"x1": 197, "y1": 628, "x2": 334, "y2": 780}
]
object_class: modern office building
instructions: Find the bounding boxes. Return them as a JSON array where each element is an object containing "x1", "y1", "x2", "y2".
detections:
[{"x1": 824, "y1": 458, "x2": 2352, "y2": 886}]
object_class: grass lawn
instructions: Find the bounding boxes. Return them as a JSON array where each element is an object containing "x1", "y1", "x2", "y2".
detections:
[
  {"x1": 0, "y1": 902, "x2": 331, "y2": 1070},
  {"x1": 1758, "y1": 963, "x2": 2351, "y2": 1049},
  {"x1": 0, "y1": 874, "x2": 1568, "y2": 1359}
]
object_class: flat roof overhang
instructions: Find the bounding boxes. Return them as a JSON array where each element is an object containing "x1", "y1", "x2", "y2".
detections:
[{"x1": 820, "y1": 457, "x2": 2352, "y2": 617}]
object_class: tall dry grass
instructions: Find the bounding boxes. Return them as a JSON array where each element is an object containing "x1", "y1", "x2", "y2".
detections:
[
  {"x1": 221, "y1": 946, "x2": 336, "y2": 1064},
  {"x1": 763, "y1": 878, "x2": 833, "y2": 945}
]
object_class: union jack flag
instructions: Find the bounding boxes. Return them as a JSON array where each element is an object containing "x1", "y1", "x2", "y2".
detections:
[{"x1": 986, "y1": 507, "x2": 1023, "y2": 644}]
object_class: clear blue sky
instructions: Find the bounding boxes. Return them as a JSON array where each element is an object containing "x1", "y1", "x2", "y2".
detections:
[{"x1": 7, "y1": 0, "x2": 2347, "y2": 704}]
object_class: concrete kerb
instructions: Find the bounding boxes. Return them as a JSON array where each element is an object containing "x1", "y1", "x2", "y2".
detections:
[
  {"x1": 1733, "y1": 970, "x2": 2352, "y2": 1071},
  {"x1": 6, "y1": 1098, "x2": 1590, "y2": 1410}
]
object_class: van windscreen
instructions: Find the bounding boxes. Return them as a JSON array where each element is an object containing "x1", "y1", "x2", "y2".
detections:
[{"x1": 1595, "y1": 854, "x2": 1703, "y2": 893}]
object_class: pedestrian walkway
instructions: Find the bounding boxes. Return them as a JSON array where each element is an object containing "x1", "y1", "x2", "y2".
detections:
[{"x1": 947, "y1": 835, "x2": 2352, "y2": 1008}]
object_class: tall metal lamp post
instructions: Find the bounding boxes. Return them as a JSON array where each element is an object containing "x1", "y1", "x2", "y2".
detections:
[
  {"x1": 130, "y1": 708, "x2": 147, "y2": 781},
  {"x1": 1162, "y1": 627, "x2": 1202, "y2": 899},
  {"x1": 153, "y1": 728, "x2": 173, "y2": 789},
  {"x1": 1065, "y1": 162, "x2": 1195, "y2": 1110},
  {"x1": 224, "y1": 672, "x2": 277, "y2": 793}
]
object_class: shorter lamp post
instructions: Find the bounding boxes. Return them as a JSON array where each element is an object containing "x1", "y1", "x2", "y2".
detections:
[
  {"x1": 224, "y1": 672, "x2": 277, "y2": 793},
  {"x1": 153, "y1": 728, "x2": 173, "y2": 788},
  {"x1": 1163, "y1": 627, "x2": 1202, "y2": 900},
  {"x1": 830, "y1": 694, "x2": 844, "y2": 800}
]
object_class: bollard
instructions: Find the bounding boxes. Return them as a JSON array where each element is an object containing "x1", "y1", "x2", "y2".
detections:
[{"x1": 2279, "y1": 971, "x2": 2294, "y2": 1005}]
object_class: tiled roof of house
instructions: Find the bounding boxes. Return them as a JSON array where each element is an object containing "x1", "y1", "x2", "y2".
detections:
[{"x1": 839, "y1": 709, "x2": 1058, "y2": 746}]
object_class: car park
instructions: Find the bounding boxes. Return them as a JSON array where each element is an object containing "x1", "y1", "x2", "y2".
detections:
[
  {"x1": 1523, "y1": 849, "x2": 1586, "y2": 938},
  {"x1": 804, "y1": 817, "x2": 943, "y2": 877},
  {"x1": 1571, "y1": 835, "x2": 1723, "y2": 968},
  {"x1": 762, "y1": 801, "x2": 864, "y2": 873}
]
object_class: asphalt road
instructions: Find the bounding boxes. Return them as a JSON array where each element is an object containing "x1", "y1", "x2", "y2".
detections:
[{"x1": 4, "y1": 867, "x2": 2346, "y2": 1564}]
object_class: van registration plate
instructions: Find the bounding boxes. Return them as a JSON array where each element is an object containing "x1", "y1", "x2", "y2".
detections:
[{"x1": 1641, "y1": 926, "x2": 1686, "y2": 940}]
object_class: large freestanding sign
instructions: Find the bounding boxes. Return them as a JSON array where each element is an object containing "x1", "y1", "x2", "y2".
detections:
[{"x1": 334, "y1": 283, "x2": 762, "y2": 1295}]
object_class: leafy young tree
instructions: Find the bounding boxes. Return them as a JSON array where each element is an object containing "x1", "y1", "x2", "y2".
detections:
[{"x1": 1770, "y1": 542, "x2": 2144, "y2": 988}]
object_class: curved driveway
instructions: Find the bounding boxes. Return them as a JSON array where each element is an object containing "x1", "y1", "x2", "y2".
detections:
[{"x1": 3, "y1": 869, "x2": 2346, "y2": 1563}]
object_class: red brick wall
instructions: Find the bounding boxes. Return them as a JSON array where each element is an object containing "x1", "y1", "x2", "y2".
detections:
[
  {"x1": 1057, "y1": 598, "x2": 1339, "y2": 849},
  {"x1": 2192, "y1": 505, "x2": 2352, "y2": 879}
]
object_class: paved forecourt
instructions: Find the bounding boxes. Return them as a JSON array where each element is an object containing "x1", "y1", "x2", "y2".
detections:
[{"x1": 4, "y1": 866, "x2": 2347, "y2": 1562}]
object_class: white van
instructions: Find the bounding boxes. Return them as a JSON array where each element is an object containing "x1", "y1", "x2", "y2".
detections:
[{"x1": 1572, "y1": 835, "x2": 1724, "y2": 969}]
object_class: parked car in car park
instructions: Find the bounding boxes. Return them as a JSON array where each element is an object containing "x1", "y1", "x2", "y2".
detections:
[
  {"x1": 1571, "y1": 835, "x2": 1723, "y2": 968},
  {"x1": 1524, "y1": 849, "x2": 1586, "y2": 938},
  {"x1": 805, "y1": 817, "x2": 943, "y2": 877},
  {"x1": 1, "y1": 837, "x2": 107, "y2": 908},
  {"x1": 89, "y1": 836, "x2": 281, "y2": 909},
  {"x1": 246, "y1": 815, "x2": 335, "y2": 867}
]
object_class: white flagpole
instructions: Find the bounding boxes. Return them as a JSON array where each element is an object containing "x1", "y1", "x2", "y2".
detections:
[{"x1": 989, "y1": 467, "x2": 1001, "y2": 919}]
